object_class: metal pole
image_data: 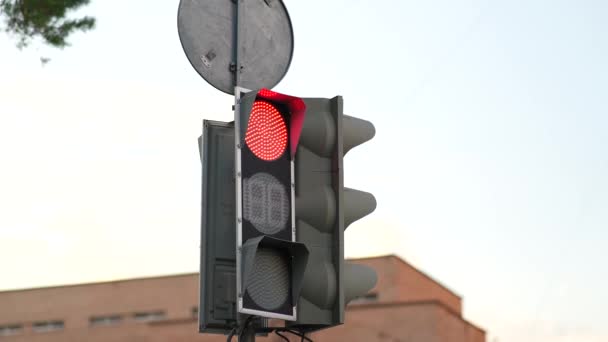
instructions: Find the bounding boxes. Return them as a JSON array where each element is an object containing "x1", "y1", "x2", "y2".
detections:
[
  {"x1": 232, "y1": 0, "x2": 242, "y2": 88},
  {"x1": 234, "y1": 2, "x2": 253, "y2": 341},
  {"x1": 238, "y1": 322, "x2": 255, "y2": 342}
]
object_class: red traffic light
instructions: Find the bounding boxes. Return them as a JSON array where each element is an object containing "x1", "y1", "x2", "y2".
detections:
[{"x1": 245, "y1": 100, "x2": 288, "y2": 161}]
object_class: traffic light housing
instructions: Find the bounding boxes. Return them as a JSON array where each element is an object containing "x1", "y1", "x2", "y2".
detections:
[
  {"x1": 198, "y1": 89, "x2": 377, "y2": 333},
  {"x1": 235, "y1": 88, "x2": 310, "y2": 321},
  {"x1": 289, "y1": 96, "x2": 377, "y2": 331},
  {"x1": 198, "y1": 120, "x2": 237, "y2": 333}
]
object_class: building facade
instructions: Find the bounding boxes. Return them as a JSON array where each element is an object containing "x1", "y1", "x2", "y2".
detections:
[{"x1": 0, "y1": 255, "x2": 484, "y2": 341}]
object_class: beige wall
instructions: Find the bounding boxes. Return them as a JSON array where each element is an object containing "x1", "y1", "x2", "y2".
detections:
[
  {"x1": 354, "y1": 256, "x2": 462, "y2": 314},
  {"x1": 0, "y1": 274, "x2": 198, "y2": 341},
  {"x1": 0, "y1": 256, "x2": 484, "y2": 342}
]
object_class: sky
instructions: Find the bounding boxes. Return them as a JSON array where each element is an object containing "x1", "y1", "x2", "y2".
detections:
[{"x1": 1, "y1": 0, "x2": 607, "y2": 341}]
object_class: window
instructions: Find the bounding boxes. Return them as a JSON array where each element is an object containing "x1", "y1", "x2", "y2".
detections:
[
  {"x1": 133, "y1": 311, "x2": 166, "y2": 322},
  {"x1": 32, "y1": 320, "x2": 64, "y2": 333},
  {"x1": 90, "y1": 315, "x2": 122, "y2": 327},
  {"x1": 0, "y1": 324, "x2": 23, "y2": 336}
]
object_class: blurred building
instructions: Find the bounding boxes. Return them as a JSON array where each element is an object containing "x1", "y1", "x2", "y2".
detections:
[{"x1": 0, "y1": 255, "x2": 484, "y2": 341}]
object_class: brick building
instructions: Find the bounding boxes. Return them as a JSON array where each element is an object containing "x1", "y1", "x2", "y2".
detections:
[{"x1": 0, "y1": 255, "x2": 485, "y2": 341}]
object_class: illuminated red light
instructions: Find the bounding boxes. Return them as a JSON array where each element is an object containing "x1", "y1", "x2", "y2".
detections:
[
  {"x1": 258, "y1": 89, "x2": 278, "y2": 99},
  {"x1": 245, "y1": 101, "x2": 288, "y2": 161}
]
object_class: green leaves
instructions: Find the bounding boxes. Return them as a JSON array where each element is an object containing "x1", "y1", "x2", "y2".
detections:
[{"x1": 1, "y1": 0, "x2": 95, "y2": 49}]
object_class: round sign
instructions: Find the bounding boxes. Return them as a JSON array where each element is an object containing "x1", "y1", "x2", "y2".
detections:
[{"x1": 177, "y1": 0, "x2": 294, "y2": 94}]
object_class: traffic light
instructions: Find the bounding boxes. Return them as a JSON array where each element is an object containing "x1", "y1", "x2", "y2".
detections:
[
  {"x1": 288, "y1": 96, "x2": 378, "y2": 331},
  {"x1": 235, "y1": 88, "x2": 310, "y2": 321},
  {"x1": 199, "y1": 89, "x2": 377, "y2": 333}
]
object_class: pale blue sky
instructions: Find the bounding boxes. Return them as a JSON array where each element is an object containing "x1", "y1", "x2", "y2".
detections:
[{"x1": 1, "y1": 1, "x2": 607, "y2": 341}]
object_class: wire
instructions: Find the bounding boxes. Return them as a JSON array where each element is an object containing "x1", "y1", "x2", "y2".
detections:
[
  {"x1": 228, "y1": 319, "x2": 315, "y2": 342},
  {"x1": 297, "y1": 331, "x2": 313, "y2": 342},
  {"x1": 226, "y1": 326, "x2": 237, "y2": 342},
  {"x1": 227, "y1": 315, "x2": 254, "y2": 342},
  {"x1": 274, "y1": 330, "x2": 290, "y2": 342},
  {"x1": 277, "y1": 328, "x2": 313, "y2": 342},
  {"x1": 237, "y1": 316, "x2": 255, "y2": 339}
]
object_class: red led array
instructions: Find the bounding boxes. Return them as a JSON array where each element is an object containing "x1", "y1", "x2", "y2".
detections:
[{"x1": 245, "y1": 101, "x2": 287, "y2": 161}]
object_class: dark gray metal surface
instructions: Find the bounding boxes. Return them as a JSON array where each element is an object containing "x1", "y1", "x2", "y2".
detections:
[
  {"x1": 198, "y1": 120, "x2": 237, "y2": 333},
  {"x1": 178, "y1": 0, "x2": 294, "y2": 94}
]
